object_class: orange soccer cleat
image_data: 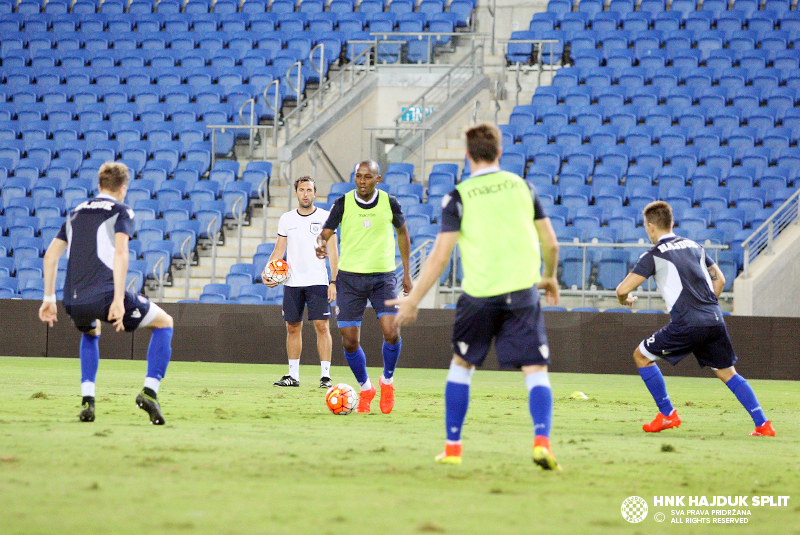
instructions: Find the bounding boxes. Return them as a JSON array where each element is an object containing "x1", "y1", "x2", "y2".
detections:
[
  {"x1": 355, "y1": 384, "x2": 376, "y2": 413},
  {"x1": 379, "y1": 376, "x2": 395, "y2": 414},
  {"x1": 750, "y1": 421, "x2": 776, "y2": 436},
  {"x1": 643, "y1": 410, "x2": 682, "y2": 433},
  {"x1": 533, "y1": 436, "x2": 561, "y2": 471},
  {"x1": 435, "y1": 442, "x2": 462, "y2": 464}
]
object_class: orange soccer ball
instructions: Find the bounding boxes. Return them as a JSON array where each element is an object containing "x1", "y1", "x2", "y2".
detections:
[
  {"x1": 264, "y1": 259, "x2": 290, "y2": 284},
  {"x1": 325, "y1": 383, "x2": 358, "y2": 415}
]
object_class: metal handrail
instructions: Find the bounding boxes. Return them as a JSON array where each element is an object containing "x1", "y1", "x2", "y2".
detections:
[
  {"x1": 206, "y1": 215, "x2": 219, "y2": 284},
  {"x1": 258, "y1": 177, "x2": 270, "y2": 242},
  {"x1": 152, "y1": 256, "x2": 165, "y2": 304},
  {"x1": 741, "y1": 188, "x2": 800, "y2": 277},
  {"x1": 280, "y1": 41, "x2": 375, "y2": 145},
  {"x1": 284, "y1": 61, "x2": 304, "y2": 130},
  {"x1": 207, "y1": 124, "x2": 274, "y2": 170},
  {"x1": 307, "y1": 138, "x2": 345, "y2": 183},
  {"x1": 232, "y1": 195, "x2": 244, "y2": 265},
  {"x1": 499, "y1": 39, "x2": 562, "y2": 102},
  {"x1": 263, "y1": 79, "x2": 281, "y2": 147},
  {"x1": 392, "y1": 44, "x2": 484, "y2": 128},
  {"x1": 393, "y1": 238, "x2": 435, "y2": 293},
  {"x1": 309, "y1": 42, "x2": 325, "y2": 80},
  {"x1": 180, "y1": 234, "x2": 193, "y2": 301},
  {"x1": 238, "y1": 98, "x2": 256, "y2": 159}
]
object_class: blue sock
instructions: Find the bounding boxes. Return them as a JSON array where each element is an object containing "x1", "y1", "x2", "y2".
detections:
[
  {"x1": 146, "y1": 327, "x2": 173, "y2": 381},
  {"x1": 526, "y1": 372, "x2": 552, "y2": 438},
  {"x1": 344, "y1": 346, "x2": 369, "y2": 386},
  {"x1": 444, "y1": 363, "x2": 473, "y2": 442},
  {"x1": 80, "y1": 334, "x2": 100, "y2": 384},
  {"x1": 638, "y1": 365, "x2": 674, "y2": 416},
  {"x1": 381, "y1": 339, "x2": 401, "y2": 380},
  {"x1": 726, "y1": 374, "x2": 767, "y2": 426}
]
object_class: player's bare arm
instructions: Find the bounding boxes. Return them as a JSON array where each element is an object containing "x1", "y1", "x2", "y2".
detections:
[
  {"x1": 262, "y1": 235, "x2": 288, "y2": 288},
  {"x1": 396, "y1": 222, "x2": 413, "y2": 294},
  {"x1": 38, "y1": 238, "x2": 68, "y2": 327},
  {"x1": 707, "y1": 263, "x2": 725, "y2": 297},
  {"x1": 315, "y1": 228, "x2": 335, "y2": 259},
  {"x1": 109, "y1": 232, "x2": 130, "y2": 332},
  {"x1": 534, "y1": 217, "x2": 561, "y2": 306},
  {"x1": 388, "y1": 231, "x2": 459, "y2": 327},
  {"x1": 616, "y1": 272, "x2": 647, "y2": 306},
  {"x1": 327, "y1": 234, "x2": 339, "y2": 303}
]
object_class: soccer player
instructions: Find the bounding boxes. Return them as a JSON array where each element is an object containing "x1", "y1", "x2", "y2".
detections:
[
  {"x1": 615, "y1": 200, "x2": 775, "y2": 437},
  {"x1": 314, "y1": 160, "x2": 413, "y2": 414},
  {"x1": 388, "y1": 123, "x2": 562, "y2": 469},
  {"x1": 264, "y1": 176, "x2": 338, "y2": 389},
  {"x1": 37, "y1": 162, "x2": 174, "y2": 425}
]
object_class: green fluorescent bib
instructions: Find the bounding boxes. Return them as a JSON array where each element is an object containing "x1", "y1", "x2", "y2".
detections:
[
  {"x1": 455, "y1": 171, "x2": 541, "y2": 297},
  {"x1": 339, "y1": 190, "x2": 396, "y2": 273}
]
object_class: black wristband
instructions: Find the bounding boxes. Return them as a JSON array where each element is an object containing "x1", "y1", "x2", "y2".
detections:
[{"x1": 330, "y1": 280, "x2": 336, "y2": 284}]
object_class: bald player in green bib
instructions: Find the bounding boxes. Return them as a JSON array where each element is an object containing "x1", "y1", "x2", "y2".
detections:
[{"x1": 315, "y1": 160, "x2": 413, "y2": 415}]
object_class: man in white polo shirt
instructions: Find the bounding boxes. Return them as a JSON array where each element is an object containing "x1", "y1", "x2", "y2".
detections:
[{"x1": 264, "y1": 176, "x2": 339, "y2": 388}]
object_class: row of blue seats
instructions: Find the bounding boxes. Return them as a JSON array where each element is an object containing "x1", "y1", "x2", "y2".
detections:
[
  {"x1": 544, "y1": 0, "x2": 792, "y2": 17},
  {"x1": 571, "y1": 47, "x2": 800, "y2": 70},
  {"x1": 0, "y1": 11, "x2": 464, "y2": 38},
  {"x1": 197, "y1": 281, "x2": 284, "y2": 304},
  {"x1": 533, "y1": 4, "x2": 800, "y2": 31},
  {"x1": 2, "y1": 0, "x2": 473, "y2": 21}
]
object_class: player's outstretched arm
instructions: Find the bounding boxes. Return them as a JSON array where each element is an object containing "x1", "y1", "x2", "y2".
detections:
[
  {"x1": 396, "y1": 223, "x2": 413, "y2": 294},
  {"x1": 534, "y1": 217, "x2": 561, "y2": 306},
  {"x1": 616, "y1": 272, "x2": 647, "y2": 306},
  {"x1": 387, "y1": 231, "x2": 458, "y2": 326},
  {"x1": 109, "y1": 232, "x2": 130, "y2": 332},
  {"x1": 39, "y1": 238, "x2": 67, "y2": 326},
  {"x1": 262, "y1": 235, "x2": 287, "y2": 287},
  {"x1": 315, "y1": 228, "x2": 335, "y2": 259}
]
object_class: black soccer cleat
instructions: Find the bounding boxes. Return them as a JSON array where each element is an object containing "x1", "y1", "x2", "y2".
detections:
[
  {"x1": 79, "y1": 396, "x2": 95, "y2": 422},
  {"x1": 136, "y1": 390, "x2": 165, "y2": 425},
  {"x1": 319, "y1": 376, "x2": 333, "y2": 388},
  {"x1": 273, "y1": 375, "x2": 299, "y2": 387}
]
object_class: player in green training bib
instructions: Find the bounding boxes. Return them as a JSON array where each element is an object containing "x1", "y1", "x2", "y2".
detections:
[
  {"x1": 315, "y1": 160, "x2": 413, "y2": 415},
  {"x1": 388, "y1": 123, "x2": 562, "y2": 469}
]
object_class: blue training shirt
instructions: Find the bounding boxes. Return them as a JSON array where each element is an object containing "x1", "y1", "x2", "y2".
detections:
[
  {"x1": 56, "y1": 193, "x2": 135, "y2": 306},
  {"x1": 631, "y1": 233, "x2": 723, "y2": 327}
]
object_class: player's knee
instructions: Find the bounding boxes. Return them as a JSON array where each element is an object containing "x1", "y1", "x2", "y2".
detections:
[
  {"x1": 148, "y1": 309, "x2": 173, "y2": 330},
  {"x1": 286, "y1": 322, "x2": 303, "y2": 335},
  {"x1": 633, "y1": 348, "x2": 650, "y2": 367},
  {"x1": 313, "y1": 320, "x2": 329, "y2": 335},
  {"x1": 341, "y1": 336, "x2": 359, "y2": 352},
  {"x1": 384, "y1": 331, "x2": 399, "y2": 345}
]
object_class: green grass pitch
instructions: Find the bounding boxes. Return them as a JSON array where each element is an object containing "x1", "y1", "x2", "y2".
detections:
[{"x1": 1, "y1": 356, "x2": 798, "y2": 535}]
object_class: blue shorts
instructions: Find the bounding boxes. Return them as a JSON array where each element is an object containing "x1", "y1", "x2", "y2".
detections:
[
  {"x1": 452, "y1": 287, "x2": 550, "y2": 369},
  {"x1": 64, "y1": 291, "x2": 157, "y2": 333},
  {"x1": 638, "y1": 321, "x2": 737, "y2": 369},
  {"x1": 336, "y1": 270, "x2": 397, "y2": 327},
  {"x1": 282, "y1": 285, "x2": 331, "y2": 322}
]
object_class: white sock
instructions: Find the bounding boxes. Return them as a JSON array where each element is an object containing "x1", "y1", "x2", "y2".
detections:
[
  {"x1": 320, "y1": 361, "x2": 331, "y2": 378},
  {"x1": 446, "y1": 362, "x2": 475, "y2": 385},
  {"x1": 288, "y1": 359, "x2": 300, "y2": 380},
  {"x1": 524, "y1": 371, "x2": 550, "y2": 391},
  {"x1": 144, "y1": 377, "x2": 160, "y2": 394},
  {"x1": 380, "y1": 375, "x2": 393, "y2": 385},
  {"x1": 360, "y1": 378, "x2": 373, "y2": 391},
  {"x1": 81, "y1": 381, "x2": 95, "y2": 398}
]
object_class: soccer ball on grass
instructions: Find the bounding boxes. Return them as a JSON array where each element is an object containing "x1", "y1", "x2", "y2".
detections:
[{"x1": 325, "y1": 383, "x2": 357, "y2": 415}]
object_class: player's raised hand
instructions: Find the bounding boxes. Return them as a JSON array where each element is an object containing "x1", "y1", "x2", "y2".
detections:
[
  {"x1": 385, "y1": 295, "x2": 417, "y2": 327},
  {"x1": 315, "y1": 234, "x2": 328, "y2": 259},
  {"x1": 108, "y1": 299, "x2": 125, "y2": 332},
  {"x1": 538, "y1": 276, "x2": 561, "y2": 306},
  {"x1": 38, "y1": 301, "x2": 58, "y2": 327}
]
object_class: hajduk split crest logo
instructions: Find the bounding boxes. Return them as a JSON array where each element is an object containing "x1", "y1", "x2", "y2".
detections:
[{"x1": 621, "y1": 496, "x2": 648, "y2": 523}]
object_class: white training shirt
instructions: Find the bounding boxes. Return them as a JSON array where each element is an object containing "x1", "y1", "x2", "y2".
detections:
[{"x1": 276, "y1": 207, "x2": 331, "y2": 287}]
